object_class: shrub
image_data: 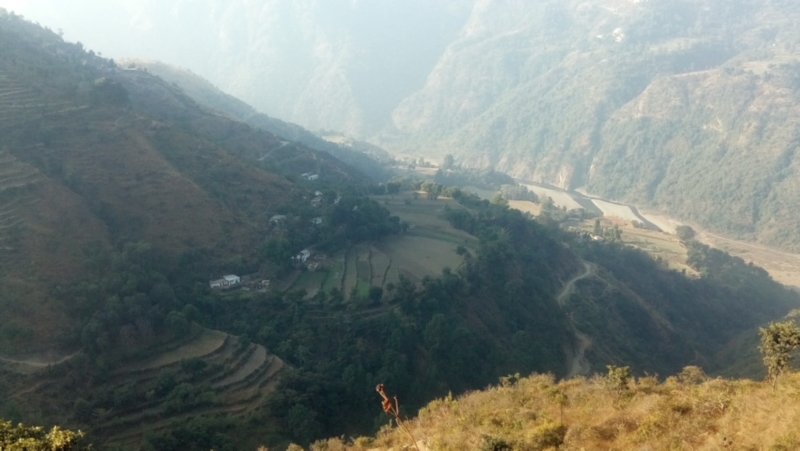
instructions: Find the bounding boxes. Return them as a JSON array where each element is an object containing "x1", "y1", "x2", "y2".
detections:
[
  {"x1": 479, "y1": 435, "x2": 512, "y2": 451},
  {"x1": 605, "y1": 365, "x2": 631, "y2": 394},
  {"x1": 759, "y1": 321, "x2": 800, "y2": 385},
  {"x1": 678, "y1": 366, "x2": 707, "y2": 385},
  {"x1": 526, "y1": 422, "x2": 567, "y2": 450}
]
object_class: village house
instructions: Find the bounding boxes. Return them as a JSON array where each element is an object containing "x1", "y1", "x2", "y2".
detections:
[
  {"x1": 311, "y1": 196, "x2": 323, "y2": 207},
  {"x1": 269, "y1": 214, "x2": 286, "y2": 224},
  {"x1": 256, "y1": 279, "x2": 271, "y2": 291},
  {"x1": 209, "y1": 274, "x2": 242, "y2": 289},
  {"x1": 293, "y1": 249, "x2": 311, "y2": 264},
  {"x1": 311, "y1": 217, "x2": 323, "y2": 225}
]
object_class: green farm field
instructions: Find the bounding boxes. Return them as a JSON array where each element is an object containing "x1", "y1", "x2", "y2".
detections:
[
  {"x1": 576, "y1": 217, "x2": 698, "y2": 275},
  {"x1": 282, "y1": 193, "x2": 477, "y2": 299}
]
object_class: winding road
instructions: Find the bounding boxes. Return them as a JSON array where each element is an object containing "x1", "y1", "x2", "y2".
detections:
[
  {"x1": 556, "y1": 260, "x2": 597, "y2": 377},
  {"x1": 557, "y1": 261, "x2": 595, "y2": 306}
]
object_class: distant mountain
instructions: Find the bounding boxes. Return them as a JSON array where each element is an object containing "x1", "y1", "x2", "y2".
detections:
[
  {"x1": 25, "y1": 0, "x2": 800, "y2": 251},
  {"x1": 385, "y1": 0, "x2": 800, "y2": 252}
]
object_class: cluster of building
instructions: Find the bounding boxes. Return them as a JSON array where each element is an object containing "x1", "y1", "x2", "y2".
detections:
[
  {"x1": 209, "y1": 274, "x2": 271, "y2": 291},
  {"x1": 293, "y1": 248, "x2": 327, "y2": 272}
]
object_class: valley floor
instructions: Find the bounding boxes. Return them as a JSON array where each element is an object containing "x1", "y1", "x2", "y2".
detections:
[{"x1": 518, "y1": 182, "x2": 800, "y2": 289}]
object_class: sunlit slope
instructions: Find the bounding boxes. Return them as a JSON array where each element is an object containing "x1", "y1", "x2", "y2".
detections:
[{"x1": 328, "y1": 371, "x2": 800, "y2": 451}]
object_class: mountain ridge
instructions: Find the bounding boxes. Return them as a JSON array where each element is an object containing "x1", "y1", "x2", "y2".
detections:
[{"x1": 29, "y1": 0, "x2": 800, "y2": 250}]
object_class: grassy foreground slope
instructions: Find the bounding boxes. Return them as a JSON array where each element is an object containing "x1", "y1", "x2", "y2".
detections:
[{"x1": 325, "y1": 370, "x2": 800, "y2": 451}]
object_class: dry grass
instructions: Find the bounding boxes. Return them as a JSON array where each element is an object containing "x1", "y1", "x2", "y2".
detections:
[{"x1": 319, "y1": 371, "x2": 800, "y2": 451}]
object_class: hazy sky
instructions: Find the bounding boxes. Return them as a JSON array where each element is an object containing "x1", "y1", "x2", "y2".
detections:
[
  {"x1": 0, "y1": 0, "x2": 474, "y2": 133},
  {"x1": 0, "y1": 1, "x2": 200, "y2": 64}
]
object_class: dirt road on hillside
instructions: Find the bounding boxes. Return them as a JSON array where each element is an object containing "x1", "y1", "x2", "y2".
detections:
[
  {"x1": 557, "y1": 261, "x2": 596, "y2": 378},
  {"x1": 557, "y1": 261, "x2": 595, "y2": 306}
]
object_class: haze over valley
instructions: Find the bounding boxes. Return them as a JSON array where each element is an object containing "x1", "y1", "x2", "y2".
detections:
[{"x1": 2, "y1": 2, "x2": 800, "y2": 450}]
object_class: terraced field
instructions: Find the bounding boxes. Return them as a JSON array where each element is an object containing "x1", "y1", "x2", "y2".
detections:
[
  {"x1": 284, "y1": 194, "x2": 477, "y2": 299},
  {"x1": 3, "y1": 326, "x2": 284, "y2": 449},
  {"x1": 0, "y1": 151, "x2": 44, "y2": 251},
  {"x1": 90, "y1": 328, "x2": 282, "y2": 449},
  {"x1": 0, "y1": 70, "x2": 78, "y2": 128}
]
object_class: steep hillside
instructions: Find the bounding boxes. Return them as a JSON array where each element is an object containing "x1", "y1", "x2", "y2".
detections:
[
  {"x1": 24, "y1": 0, "x2": 800, "y2": 250},
  {"x1": 0, "y1": 12, "x2": 366, "y2": 354},
  {"x1": 323, "y1": 369, "x2": 800, "y2": 451},
  {"x1": 384, "y1": 0, "x2": 800, "y2": 250},
  {"x1": 121, "y1": 59, "x2": 391, "y2": 181}
]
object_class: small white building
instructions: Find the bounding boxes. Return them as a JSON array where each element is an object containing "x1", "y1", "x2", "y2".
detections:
[
  {"x1": 311, "y1": 217, "x2": 323, "y2": 225},
  {"x1": 269, "y1": 214, "x2": 287, "y2": 224},
  {"x1": 209, "y1": 279, "x2": 226, "y2": 289},
  {"x1": 294, "y1": 249, "x2": 311, "y2": 263},
  {"x1": 209, "y1": 274, "x2": 241, "y2": 289}
]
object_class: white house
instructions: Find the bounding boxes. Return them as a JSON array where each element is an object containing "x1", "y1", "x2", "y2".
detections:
[
  {"x1": 209, "y1": 279, "x2": 226, "y2": 289},
  {"x1": 311, "y1": 217, "x2": 323, "y2": 225},
  {"x1": 294, "y1": 249, "x2": 311, "y2": 263},
  {"x1": 269, "y1": 215, "x2": 287, "y2": 224},
  {"x1": 209, "y1": 274, "x2": 241, "y2": 289}
]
